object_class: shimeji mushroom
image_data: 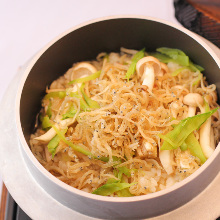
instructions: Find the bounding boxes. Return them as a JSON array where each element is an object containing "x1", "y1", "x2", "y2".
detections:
[
  {"x1": 210, "y1": 127, "x2": 215, "y2": 150},
  {"x1": 183, "y1": 93, "x2": 204, "y2": 117},
  {"x1": 199, "y1": 104, "x2": 215, "y2": 158},
  {"x1": 159, "y1": 150, "x2": 174, "y2": 175},
  {"x1": 35, "y1": 63, "x2": 97, "y2": 142},
  {"x1": 71, "y1": 62, "x2": 97, "y2": 78},
  {"x1": 136, "y1": 56, "x2": 161, "y2": 91},
  {"x1": 136, "y1": 57, "x2": 158, "y2": 153},
  {"x1": 35, "y1": 118, "x2": 73, "y2": 142},
  {"x1": 70, "y1": 63, "x2": 97, "y2": 92},
  {"x1": 136, "y1": 56, "x2": 175, "y2": 174},
  {"x1": 183, "y1": 93, "x2": 214, "y2": 158}
]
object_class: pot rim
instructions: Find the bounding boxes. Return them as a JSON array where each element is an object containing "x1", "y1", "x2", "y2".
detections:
[{"x1": 15, "y1": 14, "x2": 220, "y2": 203}]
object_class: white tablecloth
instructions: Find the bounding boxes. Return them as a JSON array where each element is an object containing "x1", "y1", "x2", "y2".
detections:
[{"x1": 0, "y1": 0, "x2": 178, "y2": 207}]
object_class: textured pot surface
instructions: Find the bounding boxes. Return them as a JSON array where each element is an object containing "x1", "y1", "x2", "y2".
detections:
[{"x1": 13, "y1": 16, "x2": 220, "y2": 219}]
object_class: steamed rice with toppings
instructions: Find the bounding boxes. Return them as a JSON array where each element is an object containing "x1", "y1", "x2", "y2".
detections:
[{"x1": 30, "y1": 47, "x2": 220, "y2": 196}]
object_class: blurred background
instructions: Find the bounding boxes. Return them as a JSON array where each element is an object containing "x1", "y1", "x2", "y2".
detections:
[
  {"x1": 0, "y1": 0, "x2": 219, "y2": 219},
  {"x1": 0, "y1": 0, "x2": 177, "y2": 102}
]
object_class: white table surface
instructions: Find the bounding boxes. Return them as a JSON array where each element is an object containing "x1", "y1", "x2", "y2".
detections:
[{"x1": 0, "y1": 0, "x2": 178, "y2": 210}]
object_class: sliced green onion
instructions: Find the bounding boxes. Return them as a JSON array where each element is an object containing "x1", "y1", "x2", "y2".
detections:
[
  {"x1": 171, "y1": 67, "x2": 189, "y2": 76},
  {"x1": 156, "y1": 47, "x2": 189, "y2": 66},
  {"x1": 189, "y1": 61, "x2": 204, "y2": 72},
  {"x1": 44, "y1": 91, "x2": 66, "y2": 100},
  {"x1": 106, "y1": 178, "x2": 119, "y2": 184},
  {"x1": 69, "y1": 92, "x2": 90, "y2": 111},
  {"x1": 116, "y1": 188, "x2": 134, "y2": 197},
  {"x1": 192, "y1": 73, "x2": 202, "y2": 86},
  {"x1": 180, "y1": 142, "x2": 188, "y2": 151},
  {"x1": 117, "y1": 166, "x2": 132, "y2": 178},
  {"x1": 92, "y1": 182, "x2": 135, "y2": 196},
  {"x1": 116, "y1": 176, "x2": 134, "y2": 197},
  {"x1": 52, "y1": 125, "x2": 93, "y2": 157},
  {"x1": 52, "y1": 127, "x2": 120, "y2": 163},
  {"x1": 151, "y1": 48, "x2": 204, "y2": 74},
  {"x1": 98, "y1": 156, "x2": 121, "y2": 163},
  {"x1": 62, "y1": 105, "x2": 77, "y2": 120},
  {"x1": 160, "y1": 108, "x2": 218, "y2": 150},
  {"x1": 194, "y1": 64, "x2": 204, "y2": 72},
  {"x1": 41, "y1": 116, "x2": 53, "y2": 130},
  {"x1": 81, "y1": 84, "x2": 100, "y2": 109},
  {"x1": 149, "y1": 52, "x2": 172, "y2": 63},
  {"x1": 69, "y1": 71, "x2": 101, "y2": 85},
  {"x1": 185, "y1": 133, "x2": 207, "y2": 163},
  {"x1": 125, "y1": 62, "x2": 136, "y2": 80},
  {"x1": 79, "y1": 98, "x2": 90, "y2": 111},
  {"x1": 204, "y1": 99, "x2": 210, "y2": 112},
  {"x1": 132, "y1": 48, "x2": 145, "y2": 62},
  {"x1": 125, "y1": 48, "x2": 145, "y2": 80},
  {"x1": 46, "y1": 100, "x2": 52, "y2": 118},
  {"x1": 93, "y1": 165, "x2": 135, "y2": 196},
  {"x1": 47, "y1": 129, "x2": 67, "y2": 158}
]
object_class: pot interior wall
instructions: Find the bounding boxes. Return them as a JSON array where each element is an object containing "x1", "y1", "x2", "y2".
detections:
[{"x1": 20, "y1": 18, "x2": 220, "y2": 143}]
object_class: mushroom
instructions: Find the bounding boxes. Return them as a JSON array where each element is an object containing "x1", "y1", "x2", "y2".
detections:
[
  {"x1": 70, "y1": 62, "x2": 97, "y2": 92},
  {"x1": 72, "y1": 62, "x2": 97, "y2": 79},
  {"x1": 183, "y1": 93, "x2": 214, "y2": 158},
  {"x1": 199, "y1": 111, "x2": 215, "y2": 158},
  {"x1": 210, "y1": 128, "x2": 215, "y2": 150},
  {"x1": 183, "y1": 93, "x2": 204, "y2": 117},
  {"x1": 137, "y1": 141, "x2": 157, "y2": 159},
  {"x1": 35, "y1": 64, "x2": 97, "y2": 142},
  {"x1": 35, "y1": 118, "x2": 73, "y2": 142},
  {"x1": 136, "y1": 57, "x2": 173, "y2": 174},
  {"x1": 159, "y1": 150, "x2": 174, "y2": 175},
  {"x1": 35, "y1": 127, "x2": 57, "y2": 142},
  {"x1": 136, "y1": 56, "x2": 161, "y2": 91}
]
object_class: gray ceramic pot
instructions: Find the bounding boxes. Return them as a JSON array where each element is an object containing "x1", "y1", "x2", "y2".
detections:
[{"x1": 5, "y1": 16, "x2": 220, "y2": 219}]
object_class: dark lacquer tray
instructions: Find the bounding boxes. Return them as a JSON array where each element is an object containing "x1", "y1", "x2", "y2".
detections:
[{"x1": 4, "y1": 193, "x2": 31, "y2": 220}]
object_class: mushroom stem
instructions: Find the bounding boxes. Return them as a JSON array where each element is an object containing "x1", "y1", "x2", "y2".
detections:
[
  {"x1": 36, "y1": 66, "x2": 94, "y2": 142},
  {"x1": 159, "y1": 150, "x2": 174, "y2": 175},
  {"x1": 142, "y1": 66, "x2": 155, "y2": 91},
  {"x1": 199, "y1": 117, "x2": 214, "y2": 158},
  {"x1": 35, "y1": 118, "x2": 73, "y2": 142},
  {"x1": 35, "y1": 127, "x2": 56, "y2": 142},
  {"x1": 188, "y1": 106, "x2": 196, "y2": 117},
  {"x1": 183, "y1": 93, "x2": 204, "y2": 117},
  {"x1": 198, "y1": 104, "x2": 214, "y2": 158},
  {"x1": 73, "y1": 62, "x2": 97, "y2": 74},
  {"x1": 210, "y1": 127, "x2": 215, "y2": 150},
  {"x1": 136, "y1": 56, "x2": 161, "y2": 92}
]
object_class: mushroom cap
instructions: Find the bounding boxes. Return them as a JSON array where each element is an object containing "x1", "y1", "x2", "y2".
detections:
[
  {"x1": 183, "y1": 93, "x2": 204, "y2": 107},
  {"x1": 73, "y1": 62, "x2": 97, "y2": 73},
  {"x1": 136, "y1": 56, "x2": 161, "y2": 77},
  {"x1": 71, "y1": 62, "x2": 97, "y2": 81}
]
